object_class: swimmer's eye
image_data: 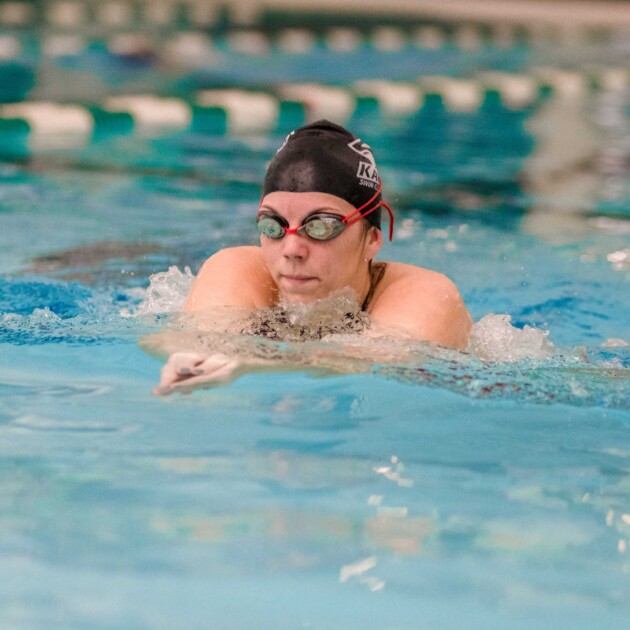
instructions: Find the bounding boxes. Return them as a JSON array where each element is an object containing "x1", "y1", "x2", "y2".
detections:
[
  {"x1": 301, "y1": 214, "x2": 346, "y2": 240},
  {"x1": 257, "y1": 215, "x2": 286, "y2": 239}
]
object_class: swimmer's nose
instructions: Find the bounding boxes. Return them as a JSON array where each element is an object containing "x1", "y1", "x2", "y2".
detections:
[{"x1": 281, "y1": 232, "x2": 309, "y2": 259}]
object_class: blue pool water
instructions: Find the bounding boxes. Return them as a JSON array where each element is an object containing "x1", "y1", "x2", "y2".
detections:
[{"x1": 1, "y1": 17, "x2": 630, "y2": 629}]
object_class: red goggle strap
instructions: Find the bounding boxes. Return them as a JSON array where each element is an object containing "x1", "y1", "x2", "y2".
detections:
[
  {"x1": 258, "y1": 180, "x2": 395, "y2": 241},
  {"x1": 343, "y1": 181, "x2": 395, "y2": 241}
]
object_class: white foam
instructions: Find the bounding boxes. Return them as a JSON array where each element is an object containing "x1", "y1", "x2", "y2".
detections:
[
  {"x1": 468, "y1": 314, "x2": 555, "y2": 362},
  {"x1": 2, "y1": 307, "x2": 61, "y2": 327},
  {"x1": 132, "y1": 266, "x2": 194, "y2": 316}
]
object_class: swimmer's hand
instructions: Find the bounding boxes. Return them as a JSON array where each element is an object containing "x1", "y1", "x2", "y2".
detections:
[{"x1": 153, "y1": 352, "x2": 241, "y2": 396}]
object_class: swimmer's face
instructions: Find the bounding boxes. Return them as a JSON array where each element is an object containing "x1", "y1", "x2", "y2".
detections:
[{"x1": 259, "y1": 191, "x2": 383, "y2": 304}]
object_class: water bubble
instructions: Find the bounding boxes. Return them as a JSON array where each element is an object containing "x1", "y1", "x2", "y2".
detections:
[
  {"x1": 468, "y1": 314, "x2": 555, "y2": 362},
  {"x1": 131, "y1": 266, "x2": 195, "y2": 316}
]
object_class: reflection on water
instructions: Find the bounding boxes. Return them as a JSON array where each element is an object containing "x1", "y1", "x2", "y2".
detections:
[
  {"x1": 25, "y1": 240, "x2": 165, "y2": 283},
  {"x1": 9, "y1": 413, "x2": 118, "y2": 433},
  {"x1": 8, "y1": 441, "x2": 610, "y2": 588},
  {"x1": 521, "y1": 77, "x2": 630, "y2": 249},
  {"x1": 150, "y1": 450, "x2": 436, "y2": 583}
]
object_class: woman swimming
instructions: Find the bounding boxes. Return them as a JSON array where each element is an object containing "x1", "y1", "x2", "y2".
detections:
[{"x1": 154, "y1": 120, "x2": 472, "y2": 393}]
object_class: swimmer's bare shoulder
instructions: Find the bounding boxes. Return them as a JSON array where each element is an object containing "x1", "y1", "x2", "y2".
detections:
[
  {"x1": 184, "y1": 246, "x2": 276, "y2": 312},
  {"x1": 369, "y1": 262, "x2": 472, "y2": 349}
]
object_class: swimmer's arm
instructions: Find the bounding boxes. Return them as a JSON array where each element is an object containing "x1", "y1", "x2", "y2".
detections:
[
  {"x1": 154, "y1": 348, "x2": 369, "y2": 395},
  {"x1": 184, "y1": 246, "x2": 276, "y2": 312},
  {"x1": 152, "y1": 328, "x2": 423, "y2": 396},
  {"x1": 152, "y1": 331, "x2": 402, "y2": 395},
  {"x1": 370, "y1": 270, "x2": 472, "y2": 350}
]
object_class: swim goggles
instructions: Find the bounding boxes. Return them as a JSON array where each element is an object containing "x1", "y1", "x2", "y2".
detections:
[
  {"x1": 257, "y1": 212, "x2": 347, "y2": 241},
  {"x1": 256, "y1": 181, "x2": 395, "y2": 241}
]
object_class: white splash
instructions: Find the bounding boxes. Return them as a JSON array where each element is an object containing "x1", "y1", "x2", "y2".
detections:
[
  {"x1": 132, "y1": 266, "x2": 195, "y2": 316},
  {"x1": 1, "y1": 307, "x2": 62, "y2": 327},
  {"x1": 468, "y1": 314, "x2": 555, "y2": 362},
  {"x1": 132, "y1": 267, "x2": 557, "y2": 364}
]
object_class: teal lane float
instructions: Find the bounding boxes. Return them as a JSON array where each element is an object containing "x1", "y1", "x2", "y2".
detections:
[{"x1": 1, "y1": 67, "x2": 628, "y2": 159}]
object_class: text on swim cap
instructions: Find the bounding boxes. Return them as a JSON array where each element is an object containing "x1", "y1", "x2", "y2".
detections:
[{"x1": 348, "y1": 138, "x2": 379, "y2": 186}]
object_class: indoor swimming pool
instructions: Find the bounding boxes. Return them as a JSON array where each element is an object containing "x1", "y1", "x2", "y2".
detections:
[{"x1": 1, "y1": 3, "x2": 629, "y2": 628}]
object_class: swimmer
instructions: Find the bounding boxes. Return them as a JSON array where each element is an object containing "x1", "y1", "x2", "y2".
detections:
[{"x1": 154, "y1": 120, "x2": 471, "y2": 394}]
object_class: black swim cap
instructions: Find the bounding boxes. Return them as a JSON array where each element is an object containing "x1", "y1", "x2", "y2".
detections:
[{"x1": 263, "y1": 120, "x2": 392, "y2": 236}]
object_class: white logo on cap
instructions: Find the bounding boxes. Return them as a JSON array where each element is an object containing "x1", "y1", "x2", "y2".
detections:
[
  {"x1": 348, "y1": 138, "x2": 379, "y2": 187},
  {"x1": 276, "y1": 131, "x2": 294, "y2": 153}
]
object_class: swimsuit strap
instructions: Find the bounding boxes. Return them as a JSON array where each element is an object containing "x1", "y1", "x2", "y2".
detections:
[{"x1": 361, "y1": 261, "x2": 387, "y2": 312}]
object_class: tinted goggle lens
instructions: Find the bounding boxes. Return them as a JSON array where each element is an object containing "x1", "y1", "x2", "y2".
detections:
[
  {"x1": 303, "y1": 215, "x2": 346, "y2": 240},
  {"x1": 256, "y1": 214, "x2": 346, "y2": 241},
  {"x1": 257, "y1": 215, "x2": 286, "y2": 239}
]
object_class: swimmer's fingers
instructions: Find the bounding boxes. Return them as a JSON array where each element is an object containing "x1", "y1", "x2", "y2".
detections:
[
  {"x1": 154, "y1": 352, "x2": 208, "y2": 396},
  {"x1": 162, "y1": 354, "x2": 242, "y2": 394},
  {"x1": 171, "y1": 354, "x2": 242, "y2": 391}
]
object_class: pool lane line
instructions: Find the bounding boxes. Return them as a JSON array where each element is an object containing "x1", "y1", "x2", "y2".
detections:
[
  {"x1": 0, "y1": 69, "x2": 628, "y2": 154},
  {"x1": 0, "y1": 19, "x2": 625, "y2": 65},
  {"x1": 3, "y1": 0, "x2": 630, "y2": 42},
  {"x1": 0, "y1": 0, "x2": 219, "y2": 30},
  {"x1": 0, "y1": 27, "x2": 472, "y2": 64},
  {"x1": 0, "y1": 32, "x2": 21, "y2": 59}
]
